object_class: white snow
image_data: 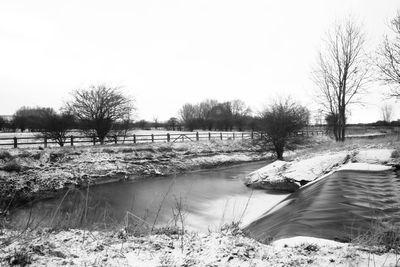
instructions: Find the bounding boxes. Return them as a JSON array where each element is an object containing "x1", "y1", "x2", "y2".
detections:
[
  {"x1": 244, "y1": 151, "x2": 349, "y2": 189},
  {"x1": 272, "y1": 236, "x2": 345, "y2": 248},
  {"x1": 244, "y1": 160, "x2": 287, "y2": 184},
  {"x1": 353, "y1": 148, "x2": 393, "y2": 164},
  {"x1": 338, "y1": 162, "x2": 393, "y2": 171},
  {"x1": 283, "y1": 151, "x2": 348, "y2": 181}
]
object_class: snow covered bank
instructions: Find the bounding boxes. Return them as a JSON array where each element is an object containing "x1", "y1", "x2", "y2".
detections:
[
  {"x1": 244, "y1": 147, "x2": 399, "y2": 192},
  {"x1": 1, "y1": 228, "x2": 397, "y2": 267},
  {"x1": 244, "y1": 151, "x2": 349, "y2": 192}
]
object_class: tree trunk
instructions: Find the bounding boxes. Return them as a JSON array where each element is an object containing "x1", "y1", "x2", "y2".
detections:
[{"x1": 274, "y1": 142, "x2": 284, "y2": 160}]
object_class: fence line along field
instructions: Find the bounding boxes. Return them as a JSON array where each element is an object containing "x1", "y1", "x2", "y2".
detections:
[{"x1": 0, "y1": 129, "x2": 326, "y2": 149}]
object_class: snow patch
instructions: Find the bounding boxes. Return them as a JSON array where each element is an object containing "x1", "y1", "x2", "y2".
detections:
[
  {"x1": 353, "y1": 149, "x2": 393, "y2": 164},
  {"x1": 272, "y1": 236, "x2": 345, "y2": 248},
  {"x1": 339, "y1": 162, "x2": 393, "y2": 172}
]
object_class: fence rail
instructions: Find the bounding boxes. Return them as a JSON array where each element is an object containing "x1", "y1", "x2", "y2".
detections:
[{"x1": 0, "y1": 130, "x2": 326, "y2": 149}]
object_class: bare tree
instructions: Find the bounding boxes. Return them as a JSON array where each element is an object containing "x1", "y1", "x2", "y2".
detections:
[
  {"x1": 313, "y1": 19, "x2": 369, "y2": 141},
  {"x1": 179, "y1": 103, "x2": 198, "y2": 131},
  {"x1": 260, "y1": 98, "x2": 309, "y2": 160},
  {"x1": 381, "y1": 104, "x2": 394, "y2": 123},
  {"x1": 0, "y1": 117, "x2": 5, "y2": 131},
  {"x1": 376, "y1": 11, "x2": 400, "y2": 96},
  {"x1": 153, "y1": 117, "x2": 159, "y2": 129},
  {"x1": 166, "y1": 117, "x2": 179, "y2": 131},
  {"x1": 66, "y1": 85, "x2": 134, "y2": 144},
  {"x1": 41, "y1": 112, "x2": 75, "y2": 146},
  {"x1": 231, "y1": 99, "x2": 251, "y2": 131}
]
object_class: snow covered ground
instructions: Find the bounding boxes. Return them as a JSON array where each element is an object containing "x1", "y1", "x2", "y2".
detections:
[{"x1": 1, "y1": 227, "x2": 397, "y2": 266}]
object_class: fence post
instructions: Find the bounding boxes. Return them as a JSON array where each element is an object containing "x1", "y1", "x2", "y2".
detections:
[
  {"x1": 220, "y1": 132, "x2": 223, "y2": 140},
  {"x1": 208, "y1": 132, "x2": 211, "y2": 140},
  {"x1": 242, "y1": 133, "x2": 244, "y2": 139},
  {"x1": 133, "y1": 134, "x2": 136, "y2": 144},
  {"x1": 93, "y1": 134, "x2": 96, "y2": 145},
  {"x1": 196, "y1": 132, "x2": 199, "y2": 141},
  {"x1": 70, "y1": 135, "x2": 74, "y2": 146},
  {"x1": 13, "y1": 137, "x2": 17, "y2": 148},
  {"x1": 233, "y1": 132, "x2": 235, "y2": 140},
  {"x1": 114, "y1": 135, "x2": 117, "y2": 144},
  {"x1": 44, "y1": 137, "x2": 47, "y2": 148},
  {"x1": 151, "y1": 134, "x2": 154, "y2": 143},
  {"x1": 251, "y1": 131, "x2": 254, "y2": 140},
  {"x1": 167, "y1": 133, "x2": 170, "y2": 142}
]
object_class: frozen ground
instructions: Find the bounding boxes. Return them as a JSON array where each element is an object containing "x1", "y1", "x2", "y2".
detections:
[{"x1": 1, "y1": 227, "x2": 397, "y2": 267}]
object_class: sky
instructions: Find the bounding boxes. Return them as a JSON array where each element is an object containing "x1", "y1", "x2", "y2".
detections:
[{"x1": 0, "y1": 0, "x2": 399, "y2": 123}]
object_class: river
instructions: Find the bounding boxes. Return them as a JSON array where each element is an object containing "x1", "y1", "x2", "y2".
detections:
[{"x1": 9, "y1": 161, "x2": 288, "y2": 232}]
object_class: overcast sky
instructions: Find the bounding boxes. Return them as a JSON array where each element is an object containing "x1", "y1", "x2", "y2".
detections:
[{"x1": 0, "y1": 0, "x2": 399, "y2": 123}]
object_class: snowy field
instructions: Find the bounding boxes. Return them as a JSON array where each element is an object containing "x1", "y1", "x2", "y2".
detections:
[{"x1": 0, "y1": 130, "x2": 253, "y2": 148}]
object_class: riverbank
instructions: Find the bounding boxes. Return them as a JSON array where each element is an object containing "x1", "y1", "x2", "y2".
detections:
[
  {"x1": 244, "y1": 136, "x2": 400, "y2": 191},
  {"x1": 0, "y1": 140, "x2": 274, "y2": 210},
  {"x1": 2, "y1": 225, "x2": 398, "y2": 266}
]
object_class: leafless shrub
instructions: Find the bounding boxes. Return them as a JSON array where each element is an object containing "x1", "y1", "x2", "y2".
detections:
[
  {"x1": 259, "y1": 98, "x2": 309, "y2": 159},
  {"x1": 5, "y1": 248, "x2": 32, "y2": 266},
  {"x1": 2, "y1": 160, "x2": 22, "y2": 172},
  {"x1": 0, "y1": 151, "x2": 12, "y2": 161},
  {"x1": 391, "y1": 149, "x2": 400, "y2": 158}
]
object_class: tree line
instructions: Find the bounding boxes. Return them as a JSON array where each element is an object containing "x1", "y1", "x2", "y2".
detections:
[
  {"x1": 178, "y1": 99, "x2": 256, "y2": 131},
  {"x1": 1, "y1": 12, "x2": 400, "y2": 159},
  {"x1": 0, "y1": 85, "x2": 134, "y2": 146}
]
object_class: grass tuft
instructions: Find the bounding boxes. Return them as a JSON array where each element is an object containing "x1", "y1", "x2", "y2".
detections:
[{"x1": 5, "y1": 248, "x2": 32, "y2": 266}]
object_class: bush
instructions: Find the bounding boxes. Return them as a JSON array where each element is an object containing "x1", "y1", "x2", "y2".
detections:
[
  {"x1": 121, "y1": 147, "x2": 135, "y2": 153},
  {"x1": 49, "y1": 152, "x2": 64, "y2": 163},
  {"x1": 259, "y1": 98, "x2": 309, "y2": 159},
  {"x1": 5, "y1": 248, "x2": 32, "y2": 266},
  {"x1": 2, "y1": 160, "x2": 22, "y2": 172},
  {"x1": 391, "y1": 149, "x2": 400, "y2": 159},
  {"x1": 157, "y1": 145, "x2": 173, "y2": 153},
  {"x1": 18, "y1": 150, "x2": 32, "y2": 158},
  {"x1": 102, "y1": 148, "x2": 116, "y2": 154},
  {"x1": 0, "y1": 151, "x2": 12, "y2": 161}
]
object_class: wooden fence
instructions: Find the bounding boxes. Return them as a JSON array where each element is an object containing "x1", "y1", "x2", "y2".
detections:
[{"x1": 0, "y1": 130, "x2": 326, "y2": 149}]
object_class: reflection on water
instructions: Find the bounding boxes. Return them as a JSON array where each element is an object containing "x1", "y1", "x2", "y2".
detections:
[
  {"x1": 246, "y1": 169, "x2": 400, "y2": 243},
  {"x1": 9, "y1": 161, "x2": 288, "y2": 232}
]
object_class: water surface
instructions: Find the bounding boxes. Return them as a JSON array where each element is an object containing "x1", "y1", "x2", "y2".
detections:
[{"x1": 10, "y1": 161, "x2": 288, "y2": 232}]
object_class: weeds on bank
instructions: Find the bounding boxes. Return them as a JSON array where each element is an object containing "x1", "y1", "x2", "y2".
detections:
[
  {"x1": 4, "y1": 248, "x2": 32, "y2": 267},
  {"x1": 352, "y1": 220, "x2": 400, "y2": 254}
]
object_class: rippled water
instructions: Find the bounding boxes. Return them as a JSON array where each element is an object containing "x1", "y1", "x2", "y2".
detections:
[
  {"x1": 9, "y1": 161, "x2": 288, "y2": 232},
  {"x1": 245, "y1": 169, "x2": 400, "y2": 243}
]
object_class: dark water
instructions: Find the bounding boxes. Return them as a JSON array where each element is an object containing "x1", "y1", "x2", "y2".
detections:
[
  {"x1": 9, "y1": 161, "x2": 288, "y2": 232},
  {"x1": 245, "y1": 169, "x2": 400, "y2": 243}
]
